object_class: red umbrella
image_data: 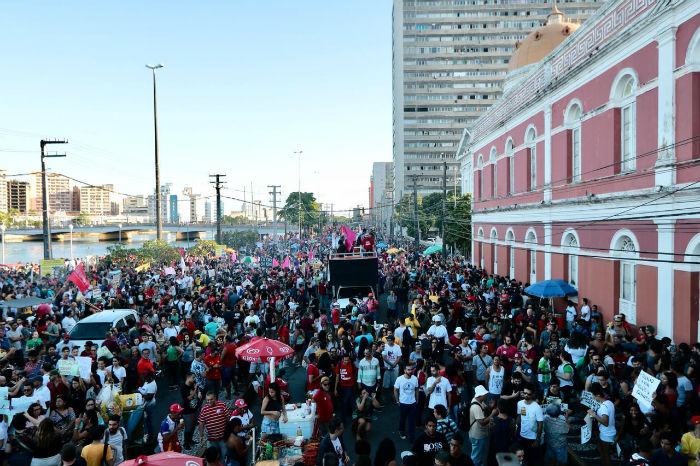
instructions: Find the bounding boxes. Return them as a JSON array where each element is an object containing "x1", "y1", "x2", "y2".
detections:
[
  {"x1": 235, "y1": 337, "x2": 294, "y2": 362},
  {"x1": 119, "y1": 452, "x2": 203, "y2": 466}
]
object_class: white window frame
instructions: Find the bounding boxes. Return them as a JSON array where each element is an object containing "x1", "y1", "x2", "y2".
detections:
[
  {"x1": 526, "y1": 126, "x2": 537, "y2": 190},
  {"x1": 526, "y1": 231, "x2": 537, "y2": 283},
  {"x1": 490, "y1": 147, "x2": 498, "y2": 197},
  {"x1": 506, "y1": 230, "x2": 515, "y2": 279},
  {"x1": 565, "y1": 102, "x2": 582, "y2": 183},
  {"x1": 506, "y1": 139, "x2": 515, "y2": 195},
  {"x1": 611, "y1": 232, "x2": 639, "y2": 324},
  {"x1": 491, "y1": 229, "x2": 499, "y2": 274},
  {"x1": 564, "y1": 233, "x2": 579, "y2": 287},
  {"x1": 621, "y1": 101, "x2": 636, "y2": 172}
]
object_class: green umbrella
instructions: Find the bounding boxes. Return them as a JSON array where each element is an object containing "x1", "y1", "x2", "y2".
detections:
[
  {"x1": 242, "y1": 256, "x2": 253, "y2": 263},
  {"x1": 423, "y1": 244, "x2": 442, "y2": 255}
]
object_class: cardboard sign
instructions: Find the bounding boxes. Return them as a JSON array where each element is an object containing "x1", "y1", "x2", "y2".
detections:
[
  {"x1": 0, "y1": 387, "x2": 8, "y2": 409},
  {"x1": 40, "y1": 259, "x2": 64, "y2": 277},
  {"x1": 581, "y1": 423, "x2": 591, "y2": 444},
  {"x1": 77, "y1": 356, "x2": 93, "y2": 380},
  {"x1": 580, "y1": 391, "x2": 601, "y2": 411},
  {"x1": 58, "y1": 359, "x2": 80, "y2": 376},
  {"x1": 632, "y1": 371, "x2": 661, "y2": 406}
]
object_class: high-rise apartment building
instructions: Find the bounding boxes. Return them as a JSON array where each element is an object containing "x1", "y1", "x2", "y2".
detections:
[
  {"x1": 7, "y1": 180, "x2": 29, "y2": 213},
  {"x1": 79, "y1": 185, "x2": 113, "y2": 215},
  {"x1": 392, "y1": 0, "x2": 604, "y2": 199},
  {"x1": 370, "y1": 162, "x2": 394, "y2": 232},
  {"x1": 31, "y1": 172, "x2": 71, "y2": 213},
  {"x1": 0, "y1": 171, "x2": 8, "y2": 214},
  {"x1": 147, "y1": 183, "x2": 172, "y2": 223}
]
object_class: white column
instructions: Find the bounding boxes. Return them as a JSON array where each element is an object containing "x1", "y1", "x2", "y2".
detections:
[
  {"x1": 544, "y1": 222, "x2": 552, "y2": 280},
  {"x1": 544, "y1": 104, "x2": 553, "y2": 203},
  {"x1": 655, "y1": 219, "x2": 675, "y2": 339},
  {"x1": 655, "y1": 27, "x2": 677, "y2": 187}
]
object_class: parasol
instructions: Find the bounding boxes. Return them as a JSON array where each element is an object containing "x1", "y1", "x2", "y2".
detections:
[
  {"x1": 235, "y1": 337, "x2": 294, "y2": 382},
  {"x1": 423, "y1": 244, "x2": 442, "y2": 255},
  {"x1": 387, "y1": 247, "x2": 399, "y2": 254},
  {"x1": 241, "y1": 256, "x2": 253, "y2": 263},
  {"x1": 118, "y1": 452, "x2": 203, "y2": 466},
  {"x1": 524, "y1": 279, "x2": 578, "y2": 298}
]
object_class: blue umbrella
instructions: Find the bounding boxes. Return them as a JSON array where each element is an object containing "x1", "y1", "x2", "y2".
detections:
[
  {"x1": 376, "y1": 242, "x2": 388, "y2": 248},
  {"x1": 524, "y1": 279, "x2": 578, "y2": 298}
]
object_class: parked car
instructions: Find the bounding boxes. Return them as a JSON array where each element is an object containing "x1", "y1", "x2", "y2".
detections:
[{"x1": 68, "y1": 309, "x2": 138, "y2": 352}]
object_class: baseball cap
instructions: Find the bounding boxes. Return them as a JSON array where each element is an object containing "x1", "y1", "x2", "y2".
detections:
[
  {"x1": 235, "y1": 399, "x2": 247, "y2": 409},
  {"x1": 320, "y1": 376, "x2": 330, "y2": 385},
  {"x1": 432, "y1": 315, "x2": 442, "y2": 322},
  {"x1": 513, "y1": 352, "x2": 522, "y2": 359},
  {"x1": 169, "y1": 404, "x2": 184, "y2": 414},
  {"x1": 691, "y1": 415, "x2": 700, "y2": 425},
  {"x1": 63, "y1": 334, "x2": 70, "y2": 340}
]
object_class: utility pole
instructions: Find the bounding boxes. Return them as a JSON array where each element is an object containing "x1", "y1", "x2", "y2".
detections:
[
  {"x1": 40, "y1": 139, "x2": 68, "y2": 259},
  {"x1": 268, "y1": 185, "x2": 280, "y2": 244},
  {"x1": 146, "y1": 64, "x2": 164, "y2": 240},
  {"x1": 209, "y1": 174, "x2": 226, "y2": 244},
  {"x1": 389, "y1": 190, "x2": 395, "y2": 243},
  {"x1": 442, "y1": 161, "x2": 447, "y2": 258},
  {"x1": 412, "y1": 176, "x2": 420, "y2": 249}
]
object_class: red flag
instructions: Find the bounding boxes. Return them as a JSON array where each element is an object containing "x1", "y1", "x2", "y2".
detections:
[
  {"x1": 308, "y1": 247, "x2": 314, "y2": 262},
  {"x1": 68, "y1": 263, "x2": 90, "y2": 292}
]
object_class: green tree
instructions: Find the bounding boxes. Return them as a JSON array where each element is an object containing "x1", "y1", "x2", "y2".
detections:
[
  {"x1": 135, "y1": 239, "x2": 180, "y2": 264},
  {"x1": 221, "y1": 230, "x2": 259, "y2": 250},
  {"x1": 104, "y1": 243, "x2": 138, "y2": 267},
  {"x1": 278, "y1": 192, "x2": 321, "y2": 232},
  {"x1": 222, "y1": 215, "x2": 247, "y2": 226},
  {"x1": 74, "y1": 212, "x2": 91, "y2": 226},
  {"x1": 395, "y1": 193, "x2": 430, "y2": 239},
  {"x1": 443, "y1": 194, "x2": 471, "y2": 253},
  {"x1": 189, "y1": 239, "x2": 218, "y2": 256}
]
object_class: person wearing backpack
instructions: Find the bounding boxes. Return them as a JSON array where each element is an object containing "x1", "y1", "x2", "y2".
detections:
[
  {"x1": 103, "y1": 415, "x2": 127, "y2": 466},
  {"x1": 80, "y1": 426, "x2": 114, "y2": 466},
  {"x1": 469, "y1": 385, "x2": 498, "y2": 466}
]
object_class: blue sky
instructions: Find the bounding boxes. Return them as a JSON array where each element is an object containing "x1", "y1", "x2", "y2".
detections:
[{"x1": 0, "y1": 1, "x2": 392, "y2": 214}]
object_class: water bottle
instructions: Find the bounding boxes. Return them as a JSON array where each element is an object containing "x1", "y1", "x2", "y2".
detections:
[
  {"x1": 297, "y1": 425, "x2": 303, "y2": 437},
  {"x1": 265, "y1": 442, "x2": 272, "y2": 460}
]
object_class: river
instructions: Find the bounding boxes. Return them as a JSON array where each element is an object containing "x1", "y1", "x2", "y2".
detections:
[{"x1": 1, "y1": 232, "x2": 216, "y2": 264}]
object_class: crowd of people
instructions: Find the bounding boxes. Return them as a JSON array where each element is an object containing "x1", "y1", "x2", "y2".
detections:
[{"x1": 0, "y1": 227, "x2": 698, "y2": 466}]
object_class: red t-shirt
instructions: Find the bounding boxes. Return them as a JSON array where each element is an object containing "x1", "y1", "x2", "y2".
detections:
[
  {"x1": 221, "y1": 344, "x2": 237, "y2": 368},
  {"x1": 331, "y1": 309, "x2": 340, "y2": 326},
  {"x1": 307, "y1": 364, "x2": 320, "y2": 391},
  {"x1": 361, "y1": 237, "x2": 375, "y2": 251},
  {"x1": 137, "y1": 358, "x2": 155, "y2": 377},
  {"x1": 204, "y1": 355, "x2": 222, "y2": 380},
  {"x1": 335, "y1": 361, "x2": 355, "y2": 387},
  {"x1": 312, "y1": 389, "x2": 334, "y2": 422}
]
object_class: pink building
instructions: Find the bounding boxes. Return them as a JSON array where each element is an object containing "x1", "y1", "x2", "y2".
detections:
[{"x1": 457, "y1": 0, "x2": 700, "y2": 342}]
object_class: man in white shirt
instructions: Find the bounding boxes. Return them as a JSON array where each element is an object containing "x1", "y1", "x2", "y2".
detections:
[
  {"x1": 425, "y1": 363, "x2": 452, "y2": 409},
  {"x1": 163, "y1": 321, "x2": 179, "y2": 340},
  {"x1": 580, "y1": 298, "x2": 591, "y2": 322},
  {"x1": 565, "y1": 301, "x2": 577, "y2": 331},
  {"x1": 61, "y1": 310, "x2": 77, "y2": 333},
  {"x1": 382, "y1": 336, "x2": 402, "y2": 391},
  {"x1": 515, "y1": 385, "x2": 544, "y2": 463},
  {"x1": 138, "y1": 371, "x2": 158, "y2": 441},
  {"x1": 394, "y1": 365, "x2": 419, "y2": 442},
  {"x1": 427, "y1": 315, "x2": 449, "y2": 344}
]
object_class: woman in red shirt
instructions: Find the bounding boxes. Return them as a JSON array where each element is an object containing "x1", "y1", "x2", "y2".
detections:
[{"x1": 334, "y1": 354, "x2": 356, "y2": 421}]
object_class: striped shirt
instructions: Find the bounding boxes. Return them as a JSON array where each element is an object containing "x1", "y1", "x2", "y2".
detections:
[{"x1": 197, "y1": 401, "x2": 231, "y2": 440}]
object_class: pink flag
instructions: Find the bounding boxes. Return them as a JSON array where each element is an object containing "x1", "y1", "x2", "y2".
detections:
[
  {"x1": 272, "y1": 258, "x2": 280, "y2": 267},
  {"x1": 68, "y1": 263, "x2": 90, "y2": 292},
  {"x1": 341, "y1": 225, "x2": 356, "y2": 251},
  {"x1": 231, "y1": 252, "x2": 237, "y2": 262},
  {"x1": 308, "y1": 247, "x2": 314, "y2": 262},
  {"x1": 281, "y1": 256, "x2": 290, "y2": 269}
]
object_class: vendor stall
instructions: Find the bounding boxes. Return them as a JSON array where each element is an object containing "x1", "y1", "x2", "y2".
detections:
[{"x1": 254, "y1": 402, "x2": 319, "y2": 465}]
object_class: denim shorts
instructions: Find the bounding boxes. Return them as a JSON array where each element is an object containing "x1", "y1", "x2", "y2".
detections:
[
  {"x1": 261, "y1": 416, "x2": 280, "y2": 434},
  {"x1": 545, "y1": 445, "x2": 567, "y2": 464}
]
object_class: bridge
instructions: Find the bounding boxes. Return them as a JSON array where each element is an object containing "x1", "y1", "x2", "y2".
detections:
[{"x1": 2, "y1": 223, "x2": 283, "y2": 242}]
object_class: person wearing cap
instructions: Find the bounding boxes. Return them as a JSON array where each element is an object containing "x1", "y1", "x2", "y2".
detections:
[
  {"x1": 230, "y1": 399, "x2": 254, "y2": 439},
  {"x1": 313, "y1": 376, "x2": 334, "y2": 436},
  {"x1": 427, "y1": 314, "x2": 448, "y2": 344},
  {"x1": 543, "y1": 403, "x2": 570, "y2": 466},
  {"x1": 681, "y1": 416, "x2": 700, "y2": 465},
  {"x1": 469, "y1": 384, "x2": 498, "y2": 466},
  {"x1": 158, "y1": 404, "x2": 184, "y2": 453},
  {"x1": 448, "y1": 327, "x2": 465, "y2": 347}
]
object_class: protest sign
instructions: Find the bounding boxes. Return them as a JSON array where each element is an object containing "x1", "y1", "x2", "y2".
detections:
[
  {"x1": 0, "y1": 387, "x2": 8, "y2": 409},
  {"x1": 11, "y1": 398, "x2": 33, "y2": 414},
  {"x1": 208, "y1": 269, "x2": 216, "y2": 278},
  {"x1": 580, "y1": 391, "x2": 601, "y2": 411},
  {"x1": 40, "y1": 259, "x2": 64, "y2": 277},
  {"x1": 77, "y1": 356, "x2": 93, "y2": 380},
  {"x1": 581, "y1": 423, "x2": 591, "y2": 444},
  {"x1": 58, "y1": 359, "x2": 80, "y2": 377},
  {"x1": 164, "y1": 267, "x2": 176, "y2": 275},
  {"x1": 632, "y1": 371, "x2": 661, "y2": 406}
]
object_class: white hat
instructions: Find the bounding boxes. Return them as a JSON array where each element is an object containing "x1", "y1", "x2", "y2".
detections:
[
  {"x1": 432, "y1": 315, "x2": 442, "y2": 322},
  {"x1": 454, "y1": 327, "x2": 464, "y2": 334},
  {"x1": 474, "y1": 385, "x2": 488, "y2": 398}
]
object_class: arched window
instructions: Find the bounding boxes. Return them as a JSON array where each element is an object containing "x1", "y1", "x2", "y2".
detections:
[
  {"x1": 506, "y1": 230, "x2": 515, "y2": 279},
  {"x1": 612, "y1": 73, "x2": 638, "y2": 172},
  {"x1": 477, "y1": 155, "x2": 484, "y2": 200},
  {"x1": 611, "y1": 231, "x2": 639, "y2": 324},
  {"x1": 506, "y1": 138, "x2": 515, "y2": 195},
  {"x1": 490, "y1": 229, "x2": 499, "y2": 274},
  {"x1": 526, "y1": 230, "x2": 537, "y2": 283},
  {"x1": 490, "y1": 147, "x2": 498, "y2": 197},
  {"x1": 565, "y1": 102, "x2": 582, "y2": 183},
  {"x1": 563, "y1": 232, "x2": 579, "y2": 286},
  {"x1": 526, "y1": 127, "x2": 537, "y2": 190},
  {"x1": 478, "y1": 228, "x2": 485, "y2": 268}
]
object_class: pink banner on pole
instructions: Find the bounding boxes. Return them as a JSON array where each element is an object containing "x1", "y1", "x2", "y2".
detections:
[
  {"x1": 272, "y1": 258, "x2": 280, "y2": 267},
  {"x1": 231, "y1": 252, "x2": 237, "y2": 262},
  {"x1": 308, "y1": 247, "x2": 314, "y2": 262},
  {"x1": 341, "y1": 225, "x2": 356, "y2": 251},
  {"x1": 281, "y1": 256, "x2": 290, "y2": 269}
]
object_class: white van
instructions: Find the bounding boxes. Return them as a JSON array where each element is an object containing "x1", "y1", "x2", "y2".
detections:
[{"x1": 68, "y1": 309, "x2": 138, "y2": 352}]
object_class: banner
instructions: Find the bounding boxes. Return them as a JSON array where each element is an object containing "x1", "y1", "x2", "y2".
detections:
[
  {"x1": 58, "y1": 359, "x2": 79, "y2": 377},
  {"x1": 135, "y1": 263, "x2": 151, "y2": 273},
  {"x1": 231, "y1": 252, "x2": 237, "y2": 262},
  {"x1": 308, "y1": 247, "x2": 314, "y2": 262},
  {"x1": 77, "y1": 356, "x2": 93, "y2": 380},
  {"x1": 40, "y1": 259, "x2": 64, "y2": 277},
  {"x1": 164, "y1": 267, "x2": 176, "y2": 275},
  {"x1": 68, "y1": 263, "x2": 90, "y2": 292},
  {"x1": 281, "y1": 257, "x2": 290, "y2": 269},
  {"x1": 272, "y1": 258, "x2": 279, "y2": 267},
  {"x1": 214, "y1": 244, "x2": 225, "y2": 256},
  {"x1": 632, "y1": 371, "x2": 661, "y2": 406}
]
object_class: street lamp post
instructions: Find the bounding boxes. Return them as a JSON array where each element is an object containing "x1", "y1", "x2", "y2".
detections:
[
  {"x1": 0, "y1": 224, "x2": 6, "y2": 264},
  {"x1": 118, "y1": 223, "x2": 122, "y2": 243},
  {"x1": 293, "y1": 150, "x2": 303, "y2": 241},
  {"x1": 68, "y1": 224, "x2": 73, "y2": 261},
  {"x1": 146, "y1": 63, "x2": 164, "y2": 241}
]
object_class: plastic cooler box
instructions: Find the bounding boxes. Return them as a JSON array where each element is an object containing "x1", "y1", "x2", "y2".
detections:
[{"x1": 279, "y1": 403, "x2": 316, "y2": 439}]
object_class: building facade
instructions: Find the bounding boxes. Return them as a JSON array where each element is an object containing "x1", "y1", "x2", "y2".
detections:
[
  {"x1": 370, "y1": 162, "x2": 394, "y2": 234},
  {"x1": 392, "y1": 0, "x2": 604, "y2": 199},
  {"x1": 458, "y1": 0, "x2": 700, "y2": 342},
  {"x1": 0, "y1": 171, "x2": 7, "y2": 214},
  {"x1": 31, "y1": 173, "x2": 71, "y2": 213},
  {"x1": 79, "y1": 185, "x2": 113, "y2": 215},
  {"x1": 7, "y1": 180, "x2": 29, "y2": 213}
]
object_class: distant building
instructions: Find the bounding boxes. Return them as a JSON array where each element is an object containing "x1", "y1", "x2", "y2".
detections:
[
  {"x1": 7, "y1": 180, "x2": 29, "y2": 213},
  {"x1": 79, "y1": 184, "x2": 113, "y2": 215},
  {"x1": 31, "y1": 172, "x2": 71, "y2": 213},
  {"x1": 123, "y1": 196, "x2": 148, "y2": 216},
  {"x1": 147, "y1": 183, "x2": 172, "y2": 223},
  {"x1": 169, "y1": 194, "x2": 178, "y2": 223},
  {"x1": 204, "y1": 200, "x2": 212, "y2": 223},
  {"x1": 370, "y1": 162, "x2": 394, "y2": 233},
  {"x1": 0, "y1": 171, "x2": 7, "y2": 214},
  {"x1": 71, "y1": 186, "x2": 81, "y2": 212}
]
